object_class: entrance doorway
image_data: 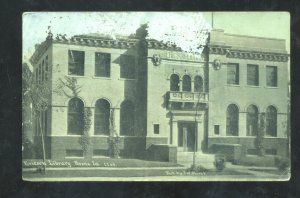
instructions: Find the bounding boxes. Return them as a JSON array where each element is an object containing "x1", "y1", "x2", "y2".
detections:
[{"x1": 178, "y1": 122, "x2": 196, "y2": 151}]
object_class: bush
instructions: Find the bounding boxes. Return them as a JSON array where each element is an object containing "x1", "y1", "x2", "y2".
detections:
[
  {"x1": 22, "y1": 136, "x2": 35, "y2": 159},
  {"x1": 214, "y1": 154, "x2": 226, "y2": 171},
  {"x1": 187, "y1": 164, "x2": 208, "y2": 173},
  {"x1": 275, "y1": 157, "x2": 290, "y2": 172}
]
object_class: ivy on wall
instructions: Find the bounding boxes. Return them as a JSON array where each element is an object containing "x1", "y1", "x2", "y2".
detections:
[{"x1": 79, "y1": 107, "x2": 92, "y2": 154}]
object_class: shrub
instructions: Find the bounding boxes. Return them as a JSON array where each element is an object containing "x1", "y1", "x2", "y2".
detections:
[
  {"x1": 275, "y1": 157, "x2": 290, "y2": 172},
  {"x1": 22, "y1": 136, "x2": 35, "y2": 159},
  {"x1": 187, "y1": 164, "x2": 208, "y2": 173},
  {"x1": 214, "y1": 154, "x2": 226, "y2": 171}
]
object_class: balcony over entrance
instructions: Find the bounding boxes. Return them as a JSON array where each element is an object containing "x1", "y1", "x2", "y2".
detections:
[{"x1": 168, "y1": 91, "x2": 209, "y2": 103}]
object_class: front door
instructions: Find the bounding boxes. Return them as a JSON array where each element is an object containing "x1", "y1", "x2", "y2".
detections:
[{"x1": 178, "y1": 122, "x2": 196, "y2": 151}]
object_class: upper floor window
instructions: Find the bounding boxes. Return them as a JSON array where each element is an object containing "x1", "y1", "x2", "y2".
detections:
[
  {"x1": 170, "y1": 74, "x2": 180, "y2": 91},
  {"x1": 227, "y1": 63, "x2": 239, "y2": 85},
  {"x1": 247, "y1": 64, "x2": 259, "y2": 86},
  {"x1": 266, "y1": 66, "x2": 278, "y2": 87},
  {"x1": 68, "y1": 50, "x2": 84, "y2": 76},
  {"x1": 266, "y1": 106, "x2": 277, "y2": 137},
  {"x1": 120, "y1": 55, "x2": 135, "y2": 79},
  {"x1": 68, "y1": 98, "x2": 84, "y2": 135},
  {"x1": 194, "y1": 76, "x2": 203, "y2": 92},
  {"x1": 95, "y1": 52, "x2": 111, "y2": 77},
  {"x1": 182, "y1": 75, "x2": 191, "y2": 92}
]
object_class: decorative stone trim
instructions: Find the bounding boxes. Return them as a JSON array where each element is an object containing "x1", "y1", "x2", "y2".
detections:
[{"x1": 208, "y1": 45, "x2": 289, "y2": 62}]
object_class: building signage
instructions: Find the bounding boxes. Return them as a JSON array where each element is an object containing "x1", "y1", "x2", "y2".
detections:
[
  {"x1": 154, "y1": 51, "x2": 204, "y2": 62},
  {"x1": 170, "y1": 91, "x2": 208, "y2": 102}
]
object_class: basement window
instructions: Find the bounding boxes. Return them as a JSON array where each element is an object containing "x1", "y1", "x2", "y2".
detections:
[{"x1": 66, "y1": 149, "x2": 83, "y2": 158}]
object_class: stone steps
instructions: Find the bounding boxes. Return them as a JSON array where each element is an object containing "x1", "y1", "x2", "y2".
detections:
[{"x1": 177, "y1": 152, "x2": 216, "y2": 168}]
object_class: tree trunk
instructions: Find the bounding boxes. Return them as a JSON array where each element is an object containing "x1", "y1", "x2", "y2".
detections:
[{"x1": 38, "y1": 111, "x2": 46, "y2": 174}]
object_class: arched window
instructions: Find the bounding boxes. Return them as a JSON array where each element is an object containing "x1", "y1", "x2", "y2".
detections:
[
  {"x1": 226, "y1": 104, "x2": 239, "y2": 136},
  {"x1": 68, "y1": 98, "x2": 84, "y2": 135},
  {"x1": 246, "y1": 105, "x2": 259, "y2": 136},
  {"x1": 170, "y1": 74, "x2": 180, "y2": 91},
  {"x1": 194, "y1": 76, "x2": 203, "y2": 92},
  {"x1": 182, "y1": 75, "x2": 191, "y2": 92},
  {"x1": 266, "y1": 106, "x2": 277, "y2": 137},
  {"x1": 94, "y1": 99, "x2": 110, "y2": 135},
  {"x1": 120, "y1": 100, "x2": 135, "y2": 136}
]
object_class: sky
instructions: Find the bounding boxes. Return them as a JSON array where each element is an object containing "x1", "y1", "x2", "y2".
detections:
[{"x1": 23, "y1": 12, "x2": 290, "y2": 64}]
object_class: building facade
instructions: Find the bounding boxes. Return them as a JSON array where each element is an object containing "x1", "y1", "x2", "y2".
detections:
[{"x1": 30, "y1": 29, "x2": 289, "y2": 161}]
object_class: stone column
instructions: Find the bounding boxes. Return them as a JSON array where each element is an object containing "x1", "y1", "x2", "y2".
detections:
[
  {"x1": 172, "y1": 121, "x2": 178, "y2": 146},
  {"x1": 197, "y1": 121, "x2": 204, "y2": 152},
  {"x1": 191, "y1": 80, "x2": 194, "y2": 92},
  {"x1": 239, "y1": 112, "x2": 247, "y2": 136},
  {"x1": 110, "y1": 107, "x2": 120, "y2": 136},
  {"x1": 179, "y1": 80, "x2": 182, "y2": 91}
]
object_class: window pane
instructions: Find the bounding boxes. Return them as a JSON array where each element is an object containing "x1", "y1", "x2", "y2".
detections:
[
  {"x1": 94, "y1": 99, "x2": 110, "y2": 135},
  {"x1": 182, "y1": 75, "x2": 191, "y2": 91},
  {"x1": 226, "y1": 104, "x2": 239, "y2": 136},
  {"x1": 154, "y1": 124, "x2": 160, "y2": 134},
  {"x1": 95, "y1": 52, "x2": 111, "y2": 77},
  {"x1": 68, "y1": 50, "x2": 84, "y2": 76},
  {"x1": 68, "y1": 98, "x2": 84, "y2": 135},
  {"x1": 247, "y1": 64, "x2": 259, "y2": 86},
  {"x1": 266, "y1": 106, "x2": 277, "y2": 137},
  {"x1": 266, "y1": 66, "x2": 277, "y2": 87},
  {"x1": 227, "y1": 64, "x2": 239, "y2": 84},
  {"x1": 120, "y1": 55, "x2": 135, "y2": 79},
  {"x1": 170, "y1": 74, "x2": 180, "y2": 91}
]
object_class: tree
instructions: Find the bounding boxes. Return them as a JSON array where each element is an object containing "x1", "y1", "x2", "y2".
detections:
[{"x1": 22, "y1": 62, "x2": 51, "y2": 173}]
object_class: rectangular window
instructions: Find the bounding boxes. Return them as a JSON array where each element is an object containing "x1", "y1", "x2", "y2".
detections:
[
  {"x1": 93, "y1": 149, "x2": 108, "y2": 157},
  {"x1": 227, "y1": 63, "x2": 239, "y2": 85},
  {"x1": 45, "y1": 57, "x2": 49, "y2": 81},
  {"x1": 247, "y1": 149, "x2": 258, "y2": 155},
  {"x1": 266, "y1": 66, "x2": 278, "y2": 87},
  {"x1": 265, "y1": 149, "x2": 277, "y2": 155},
  {"x1": 66, "y1": 149, "x2": 83, "y2": 157},
  {"x1": 68, "y1": 50, "x2": 84, "y2": 76},
  {"x1": 214, "y1": 125, "x2": 220, "y2": 135},
  {"x1": 120, "y1": 55, "x2": 135, "y2": 79},
  {"x1": 95, "y1": 52, "x2": 111, "y2": 77},
  {"x1": 247, "y1": 64, "x2": 259, "y2": 86},
  {"x1": 154, "y1": 124, "x2": 160, "y2": 134}
]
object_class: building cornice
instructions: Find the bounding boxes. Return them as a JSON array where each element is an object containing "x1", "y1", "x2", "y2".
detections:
[{"x1": 208, "y1": 45, "x2": 289, "y2": 62}]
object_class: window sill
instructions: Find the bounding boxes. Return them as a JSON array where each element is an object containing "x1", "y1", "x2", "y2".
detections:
[
  {"x1": 265, "y1": 86, "x2": 278, "y2": 89},
  {"x1": 93, "y1": 76, "x2": 111, "y2": 80},
  {"x1": 246, "y1": 85, "x2": 260, "y2": 88},
  {"x1": 93, "y1": 134, "x2": 109, "y2": 137},
  {"x1": 66, "y1": 134, "x2": 82, "y2": 136},
  {"x1": 65, "y1": 156, "x2": 84, "y2": 159},
  {"x1": 118, "y1": 78, "x2": 136, "y2": 81},
  {"x1": 226, "y1": 84, "x2": 240, "y2": 87},
  {"x1": 66, "y1": 75, "x2": 85, "y2": 78}
]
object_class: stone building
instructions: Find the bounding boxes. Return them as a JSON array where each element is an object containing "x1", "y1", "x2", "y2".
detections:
[{"x1": 29, "y1": 28, "x2": 289, "y2": 162}]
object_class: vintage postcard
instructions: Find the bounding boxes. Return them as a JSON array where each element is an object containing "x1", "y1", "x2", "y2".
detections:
[{"x1": 22, "y1": 12, "x2": 290, "y2": 181}]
